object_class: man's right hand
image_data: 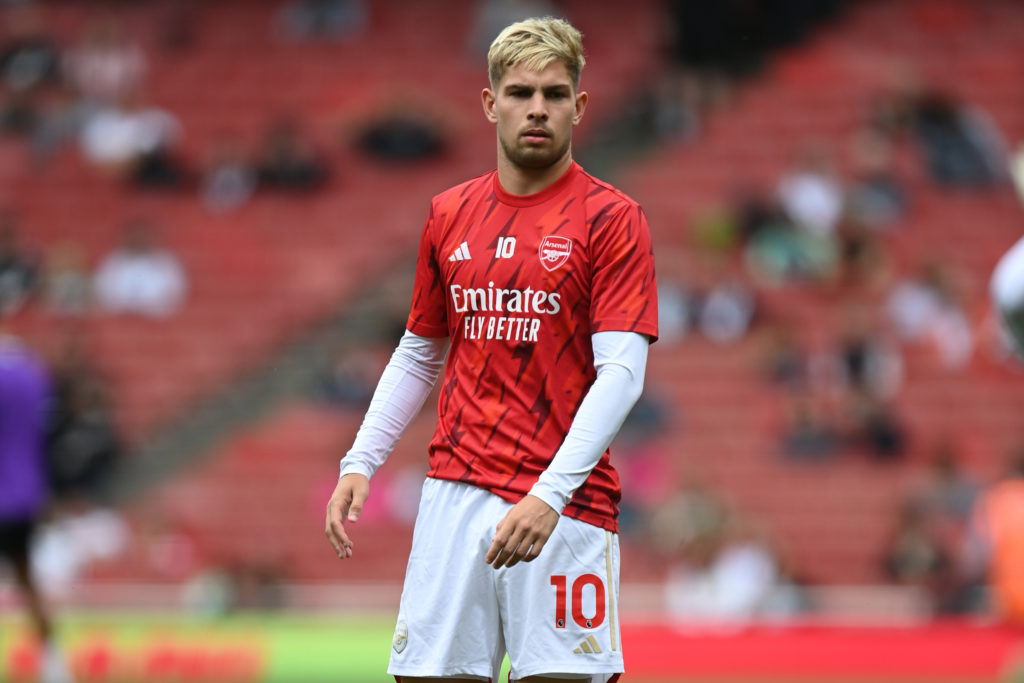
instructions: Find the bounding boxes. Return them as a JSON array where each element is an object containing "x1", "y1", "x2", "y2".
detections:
[{"x1": 325, "y1": 473, "x2": 369, "y2": 559}]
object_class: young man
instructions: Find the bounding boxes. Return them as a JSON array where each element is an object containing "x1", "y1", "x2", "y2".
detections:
[
  {"x1": 992, "y1": 234, "x2": 1024, "y2": 357},
  {"x1": 325, "y1": 16, "x2": 657, "y2": 682},
  {"x1": 0, "y1": 313, "x2": 75, "y2": 683},
  {"x1": 991, "y1": 145, "x2": 1024, "y2": 358}
]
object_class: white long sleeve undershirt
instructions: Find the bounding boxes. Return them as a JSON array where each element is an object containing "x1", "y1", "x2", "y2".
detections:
[
  {"x1": 338, "y1": 329, "x2": 650, "y2": 515},
  {"x1": 338, "y1": 331, "x2": 449, "y2": 480}
]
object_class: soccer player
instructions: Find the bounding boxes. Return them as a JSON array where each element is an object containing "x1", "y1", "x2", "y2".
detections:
[
  {"x1": 992, "y1": 234, "x2": 1024, "y2": 357},
  {"x1": 991, "y1": 145, "x2": 1024, "y2": 357},
  {"x1": 325, "y1": 16, "x2": 657, "y2": 683},
  {"x1": 0, "y1": 312, "x2": 75, "y2": 683}
]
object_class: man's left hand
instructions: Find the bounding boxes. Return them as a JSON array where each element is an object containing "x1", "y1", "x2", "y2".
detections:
[{"x1": 485, "y1": 494, "x2": 559, "y2": 569}]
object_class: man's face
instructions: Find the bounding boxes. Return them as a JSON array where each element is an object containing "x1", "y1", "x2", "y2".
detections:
[{"x1": 483, "y1": 61, "x2": 587, "y2": 172}]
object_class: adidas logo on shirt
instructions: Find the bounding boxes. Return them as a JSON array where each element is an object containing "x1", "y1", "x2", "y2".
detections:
[
  {"x1": 573, "y1": 635, "x2": 603, "y2": 654},
  {"x1": 448, "y1": 242, "x2": 471, "y2": 262}
]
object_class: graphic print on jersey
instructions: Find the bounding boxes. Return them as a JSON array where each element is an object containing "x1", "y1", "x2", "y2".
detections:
[{"x1": 407, "y1": 162, "x2": 658, "y2": 532}]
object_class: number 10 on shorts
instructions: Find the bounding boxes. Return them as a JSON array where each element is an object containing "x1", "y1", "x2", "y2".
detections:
[{"x1": 550, "y1": 574, "x2": 606, "y2": 629}]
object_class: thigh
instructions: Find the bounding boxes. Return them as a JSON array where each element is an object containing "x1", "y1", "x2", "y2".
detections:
[
  {"x1": 0, "y1": 518, "x2": 33, "y2": 565},
  {"x1": 387, "y1": 478, "x2": 506, "y2": 681},
  {"x1": 498, "y1": 517, "x2": 624, "y2": 682}
]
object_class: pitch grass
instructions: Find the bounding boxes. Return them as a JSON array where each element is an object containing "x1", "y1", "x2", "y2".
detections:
[{"x1": 0, "y1": 612, "x2": 1012, "y2": 682}]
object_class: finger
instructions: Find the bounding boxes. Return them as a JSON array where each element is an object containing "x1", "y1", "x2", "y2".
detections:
[
  {"x1": 326, "y1": 501, "x2": 354, "y2": 559},
  {"x1": 348, "y1": 488, "x2": 367, "y2": 522},
  {"x1": 489, "y1": 530, "x2": 525, "y2": 569},
  {"x1": 521, "y1": 537, "x2": 546, "y2": 563},
  {"x1": 484, "y1": 534, "x2": 506, "y2": 565},
  {"x1": 504, "y1": 543, "x2": 527, "y2": 568}
]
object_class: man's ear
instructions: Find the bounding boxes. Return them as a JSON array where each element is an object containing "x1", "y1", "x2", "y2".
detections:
[
  {"x1": 573, "y1": 90, "x2": 588, "y2": 125},
  {"x1": 482, "y1": 88, "x2": 497, "y2": 123}
]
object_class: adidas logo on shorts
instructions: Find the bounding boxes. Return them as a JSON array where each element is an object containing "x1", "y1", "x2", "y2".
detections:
[{"x1": 573, "y1": 635, "x2": 602, "y2": 654}]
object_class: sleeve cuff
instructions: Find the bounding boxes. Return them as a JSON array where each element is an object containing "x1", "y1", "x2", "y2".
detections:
[
  {"x1": 339, "y1": 459, "x2": 375, "y2": 481},
  {"x1": 527, "y1": 480, "x2": 568, "y2": 516}
]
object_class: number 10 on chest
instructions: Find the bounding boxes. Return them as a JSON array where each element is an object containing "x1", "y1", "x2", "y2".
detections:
[{"x1": 495, "y1": 236, "x2": 517, "y2": 259}]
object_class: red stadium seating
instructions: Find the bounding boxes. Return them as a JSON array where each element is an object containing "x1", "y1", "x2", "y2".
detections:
[{"x1": 12, "y1": 0, "x2": 1023, "y2": 595}]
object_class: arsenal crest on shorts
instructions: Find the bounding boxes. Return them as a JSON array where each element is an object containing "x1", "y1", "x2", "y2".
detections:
[{"x1": 538, "y1": 235, "x2": 572, "y2": 271}]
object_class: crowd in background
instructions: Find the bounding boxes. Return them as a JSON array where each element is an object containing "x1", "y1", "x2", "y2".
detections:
[{"x1": 0, "y1": 0, "x2": 1022, "y2": 627}]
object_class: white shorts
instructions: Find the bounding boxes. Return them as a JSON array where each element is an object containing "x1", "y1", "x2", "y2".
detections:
[{"x1": 388, "y1": 477, "x2": 624, "y2": 682}]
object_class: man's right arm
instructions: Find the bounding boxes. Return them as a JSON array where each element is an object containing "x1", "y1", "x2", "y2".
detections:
[{"x1": 325, "y1": 330, "x2": 449, "y2": 559}]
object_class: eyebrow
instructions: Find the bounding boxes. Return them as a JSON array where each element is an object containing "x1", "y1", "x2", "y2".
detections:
[{"x1": 503, "y1": 83, "x2": 572, "y2": 93}]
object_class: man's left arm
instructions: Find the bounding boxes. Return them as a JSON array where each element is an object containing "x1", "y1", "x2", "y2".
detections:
[{"x1": 485, "y1": 330, "x2": 649, "y2": 568}]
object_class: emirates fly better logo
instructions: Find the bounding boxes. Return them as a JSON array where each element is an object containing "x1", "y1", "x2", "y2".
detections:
[{"x1": 538, "y1": 235, "x2": 572, "y2": 271}]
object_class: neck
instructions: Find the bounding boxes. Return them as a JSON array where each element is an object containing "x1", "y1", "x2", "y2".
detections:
[{"x1": 496, "y1": 151, "x2": 573, "y2": 196}]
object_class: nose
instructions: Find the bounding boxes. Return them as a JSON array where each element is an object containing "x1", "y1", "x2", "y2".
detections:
[{"x1": 527, "y1": 93, "x2": 548, "y2": 121}]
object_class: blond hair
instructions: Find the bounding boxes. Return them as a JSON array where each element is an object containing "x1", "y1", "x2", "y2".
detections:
[{"x1": 487, "y1": 16, "x2": 585, "y2": 89}]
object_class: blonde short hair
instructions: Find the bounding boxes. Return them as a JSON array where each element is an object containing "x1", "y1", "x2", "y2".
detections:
[{"x1": 487, "y1": 16, "x2": 585, "y2": 90}]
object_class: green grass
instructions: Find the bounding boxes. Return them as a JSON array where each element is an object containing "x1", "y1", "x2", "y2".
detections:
[{"x1": 0, "y1": 612, "x2": 1015, "y2": 682}]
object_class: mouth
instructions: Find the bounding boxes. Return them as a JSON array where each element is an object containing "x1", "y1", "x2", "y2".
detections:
[{"x1": 521, "y1": 128, "x2": 551, "y2": 143}]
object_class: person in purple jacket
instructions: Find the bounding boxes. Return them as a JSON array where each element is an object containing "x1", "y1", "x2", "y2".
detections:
[{"x1": 0, "y1": 311, "x2": 74, "y2": 683}]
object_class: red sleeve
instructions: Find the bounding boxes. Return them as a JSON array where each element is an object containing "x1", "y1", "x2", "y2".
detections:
[
  {"x1": 589, "y1": 203, "x2": 659, "y2": 341},
  {"x1": 406, "y1": 206, "x2": 450, "y2": 338}
]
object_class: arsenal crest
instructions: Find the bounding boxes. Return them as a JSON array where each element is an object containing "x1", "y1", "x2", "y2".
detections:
[{"x1": 538, "y1": 235, "x2": 572, "y2": 271}]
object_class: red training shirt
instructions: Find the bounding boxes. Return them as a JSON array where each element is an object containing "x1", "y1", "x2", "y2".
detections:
[{"x1": 407, "y1": 161, "x2": 658, "y2": 532}]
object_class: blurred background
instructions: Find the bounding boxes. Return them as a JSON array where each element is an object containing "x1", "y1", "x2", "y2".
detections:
[{"x1": 1, "y1": 0, "x2": 1023, "y2": 680}]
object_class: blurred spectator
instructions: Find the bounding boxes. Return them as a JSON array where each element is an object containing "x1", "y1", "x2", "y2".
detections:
[
  {"x1": 656, "y1": 278, "x2": 693, "y2": 344},
  {"x1": 758, "y1": 319, "x2": 807, "y2": 389},
  {"x1": 842, "y1": 390, "x2": 908, "y2": 462},
  {"x1": 43, "y1": 332, "x2": 120, "y2": 503},
  {"x1": 647, "y1": 476, "x2": 730, "y2": 561},
  {"x1": 0, "y1": 2, "x2": 62, "y2": 136},
  {"x1": 45, "y1": 366, "x2": 121, "y2": 505},
  {"x1": 886, "y1": 258, "x2": 974, "y2": 370},
  {"x1": 833, "y1": 217, "x2": 891, "y2": 293},
  {"x1": 882, "y1": 498, "x2": 955, "y2": 612},
  {"x1": 63, "y1": 14, "x2": 145, "y2": 108},
  {"x1": 256, "y1": 115, "x2": 328, "y2": 191},
  {"x1": 990, "y1": 233, "x2": 1024, "y2": 360},
  {"x1": 898, "y1": 440, "x2": 981, "y2": 613},
  {"x1": 665, "y1": 0, "x2": 845, "y2": 78},
  {"x1": 916, "y1": 440, "x2": 981, "y2": 532},
  {"x1": 79, "y1": 88, "x2": 187, "y2": 188},
  {"x1": 93, "y1": 219, "x2": 187, "y2": 317},
  {"x1": 41, "y1": 241, "x2": 91, "y2": 316},
  {"x1": 0, "y1": 210, "x2": 39, "y2": 314},
  {"x1": 833, "y1": 302, "x2": 903, "y2": 400},
  {"x1": 869, "y1": 65, "x2": 1007, "y2": 188},
  {"x1": 690, "y1": 202, "x2": 742, "y2": 254},
  {"x1": 664, "y1": 514, "x2": 801, "y2": 623},
  {"x1": 911, "y1": 91, "x2": 1007, "y2": 188},
  {"x1": 356, "y1": 109, "x2": 447, "y2": 162},
  {"x1": 319, "y1": 345, "x2": 386, "y2": 409},
  {"x1": 845, "y1": 126, "x2": 907, "y2": 229},
  {"x1": 31, "y1": 505, "x2": 129, "y2": 597},
  {"x1": 28, "y1": 82, "x2": 93, "y2": 162},
  {"x1": 777, "y1": 140, "x2": 844, "y2": 239},
  {"x1": 730, "y1": 185, "x2": 778, "y2": 245},
  {"x1": 743, "y1": 211, "x2": 837, "y2": 287},
  {"x1": 275, "y1": 0, "x2": 369, "y2": 42},
  {"x1": 965, "y1": 446, "x2": 1024, "y2": 623},
  {"x1": 0, "y1": 312, "x2": 75, "y2": 683},
  {"x1": 780, "y1": 392, "x2": 839, "y2": 462},
  {"x1": 694, "y1": 273, "x2": 756, "y2": 345},
  {"x1": 200, "y1": 131, "x2": 257, "y2": 212}
]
